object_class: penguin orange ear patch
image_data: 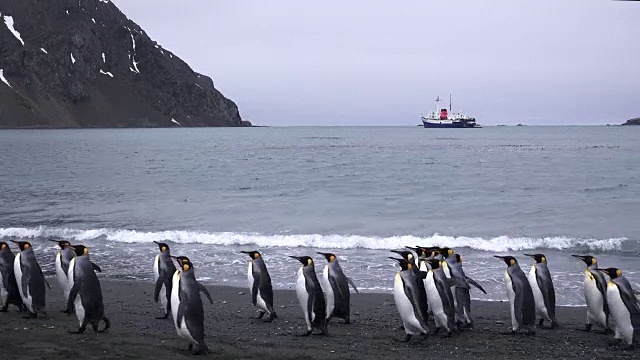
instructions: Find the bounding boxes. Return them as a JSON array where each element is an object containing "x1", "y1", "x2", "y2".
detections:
[
  {"x1": 161, "y1": 246, "x2": 167, "y2": 252},
  {"x1": 306, "y1": 258, "x2": 313, "y2": 266},
  {"x1": 183, "y1": 263, "x2": 190, "y2": 272},
  {"x1": 509, "y1": 259, "x2": 515, "y2": 266},
  {"x1": 0, "y1": 243, "x2": 5, "y2": 249},
  {"x1": 541, "y1": 256, "x2": 546, "y2": 263},
  {"x1": 616, "y1": 269, "x2": 622, "y2": 277},
  {"x1": 329, "y1": 255, "x2": 335, "y2": 262},
  {"x1": 24, "y1": 243, "x2": 30, "y2": 249},
  {"x1": 591, "y1": 258, "x2": 596, "y2": 265}
]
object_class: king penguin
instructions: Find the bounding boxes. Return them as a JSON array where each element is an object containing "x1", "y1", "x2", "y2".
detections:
[
  {"x1": 289, "y1": 255, "x2": 327, "y2": 336},
  {"x1": 11, "y1": 240, "x2": 47, "y2": 318},
  {"x1": 65, "y1": 245, "x2": 110, "y2": 333},
  {"x1": 572, "y1": 254, "x2": 610, "y2": 332},
  {"x1": 390, "y1": 257, "x2": 430, "y2": 342},
  {"x1": 153, "y1": 241, "x2": 176, "y2": 319},
  {"x1": 423, "y1": 258, "x2": 457, "y2": 337},
  {"x1": 495, "y1": 255, "x2": 536, "y2": 335},
  {"x1": 51, "y1": 239, "x2": 75, "y2": 312},
  {"x1": 524, "y1": 253, "x2": 559, "y2": 328},
  {"x1": 0, "y1": 241, "x2": 24, "y2": 312},
  {"x1": 317, "y1": 252, "x2": 358, "y2": 324},
  {"x1": 171, "y1": 256, "x2": 214, "y2": 354},
  {"x1": 440, "y1": 247, "x2": 486, "y2": 328},
  {"x1": 596, "y1": 267, "x2": 640, "y2": 348},
  {"x1": 240, "y1": 250, "x2": 277, "y2": 322}
]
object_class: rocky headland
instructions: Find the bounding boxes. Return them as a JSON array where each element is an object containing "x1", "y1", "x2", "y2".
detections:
[{"x1": 0, "y1": 0, "x2": 249, "y2": 128}]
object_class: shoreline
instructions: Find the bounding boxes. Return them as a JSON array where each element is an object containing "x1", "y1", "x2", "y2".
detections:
[{"x1": 1, "y1": 279, "x2": 635, "y2": 359}]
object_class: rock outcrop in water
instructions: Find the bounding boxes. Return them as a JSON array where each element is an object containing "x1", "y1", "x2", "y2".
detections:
[
  {"x1": 0, "y1": 0, "x2": 248, "y2": 128},
  {"x1": 622, "y1": 118, "x2": 640, "y2": 126}
]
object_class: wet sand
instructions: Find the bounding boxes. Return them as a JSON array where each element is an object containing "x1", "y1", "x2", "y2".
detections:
[{"x1": 0, "y1": 279, "x2": 635, "y2": 359}]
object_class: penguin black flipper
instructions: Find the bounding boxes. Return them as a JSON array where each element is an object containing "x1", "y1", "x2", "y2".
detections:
[
  {"x1": 154, "y1": 277, "x2": 164, "y2": 303},
  {"x1": 446, "y1": 277, "x2": 470, "y2": 290},
  {"x1": 91, "y1": 262, "x2": 102, "y2": 273},
  {"x1": 196, "y1": 282, "x2": 213, "y2": 304},
  {"x1": 534, "y1": 266, "x2": 556, "y2": 320},
  {"x1": 347, "y1": 277, "x2": 359, "y2": 293},
  {"x1": 176, "y1": 290, "x2": 187, "y2": 327},
  {"x1": 250, "y1": 273, "x2": 260, "y2": 306},
  {"x1": 512, "y1": 273, "x2": 536, "y2": 327},
  {"x1": 402, "y1": 275, "x2": 428, "y2": 330},
  {"x1": 592, "y1": 270, "x2": 610, "y2": 316},
  {"x1": 465, "y1": 276, "x2": 487, "y2": 294},
  {"x1": 259, "y1": 274, "x2": 275, "y2": 313}
]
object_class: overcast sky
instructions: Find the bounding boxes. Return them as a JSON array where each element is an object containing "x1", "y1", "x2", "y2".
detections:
[{"x1": 113, "y1": 0, "x2": 639, "y2": 126}]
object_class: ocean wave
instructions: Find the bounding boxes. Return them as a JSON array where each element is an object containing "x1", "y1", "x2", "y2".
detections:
[{"x1": 0, "y1": 226, "x2": 630, "y2": 252}]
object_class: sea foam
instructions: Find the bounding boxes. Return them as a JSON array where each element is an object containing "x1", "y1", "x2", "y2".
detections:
[{"x1": 0, "y1": 226, "x2": 628, "y2": 252}]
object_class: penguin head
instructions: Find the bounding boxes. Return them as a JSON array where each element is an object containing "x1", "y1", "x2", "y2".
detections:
[
  {"x1": 571, "y1": 254, "x2": 597, "y2": 267},
  {"x1": 240, "y1": 250, "x2": 261, "y2": 260},
  {"x1": 390, "y1": 250, "x2": 415, "y2": 262},
  {"x1": 153, "y1": 241, "x2": 170, "y2": 253},
  {"x1": 50, "y1": 239, "x2": 72, "y2": 249},
  {"x1": 289, "y1": 255, "x2": 314, "y2": 267},
  {"x1": 494, "y1": 255, "x2": 518, "y2": 266},
  {"x1": 317, "y1": 252, "x2": 336, "y2": 262},
  {"x1": 0, "y1": 241, "x2": 9, "y2": 251},
  {"x1": 172, "y1": 256, "x2": 193, "y2": 272},
  {"x1": 10, "y1": 240, "x2": 32, "y2": 251},
  {"x1": 440, "y1": 247, "x2": 455, "y2": 258},
  {"x1": 389, "y1": 257, "x2": 412, "y2": 271},
  {"x1": 524, "y1": 253, "x2": 547, "y2": 264},
  {"x1": 426, "y1": 258, "x2": 441, "y2": 269},
  {"x1": 596, "y1": 267, "x2": 622, "y2": 279},
  {"x1": 70, "y1": 245, "x2": 89, "y2": 257}
]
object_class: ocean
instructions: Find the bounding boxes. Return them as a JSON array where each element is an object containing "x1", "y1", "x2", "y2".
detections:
[{"x1": 1, "y1": 126, "x2": 638, "y2": 305}]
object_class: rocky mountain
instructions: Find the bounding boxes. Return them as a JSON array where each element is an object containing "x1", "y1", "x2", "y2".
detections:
[
  {"x1": 622, "y1": 118, "x2": 640, "y2": 126},
  {"x1": 0, "y1": 0, "x2": 249, "y2": 128}
]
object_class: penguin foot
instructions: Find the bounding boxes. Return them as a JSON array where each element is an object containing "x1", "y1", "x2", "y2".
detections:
[
  {"x1": 155, "y1": 313, "x2": 170, "y2": 320},
  {"x1": 501, "y1": 330, "x2": 517, "y2": 335},
  {"x1": 395, "y1": 334, "x2": 412, "y2": 342},
  {"x1": 22, "y1": 312, "x2": 36, "y2": 319},
  {"x1": 608, "y1": 338, "x2": 622, "y2": 346},
  {"x1": 622, "y1": 343, "x2": 635, "y2": 350},
  {"x1": 579, "y1": 323, "x2": 592, "y2": 332},
  {"x1": 69, "y1": 327, "x2": 86, "y2": 334},
  {"x1": 0, "y1": 306, "x2": 7, "y2": 312},
  {"x1": 297, "y1": 330, "x2": 312, "y2": 337},
  {"x1": 594, "y1": 329, "x2": 610, "y2": 335},
  {"x1": 343, "y1": 318, "x2": 351, "y2": 325}
]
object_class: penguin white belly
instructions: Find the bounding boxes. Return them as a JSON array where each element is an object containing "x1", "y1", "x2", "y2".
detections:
[
  {"x1": 171, "y1": 271, "x2": 181, "y2": 330},
  {"x1": 14, "y1": 253, "x2": 33, "y2": 312},
  {"x1": 153, "y1": 255, "x2": 160, "y2": 281},
  {"x1": 527, "y1": 265, "x2": 549, "y2": 321},
  {"x1": 55, "y1": 252, "x2": 70, "y2": 300},
  {"x1": 247, "y1": 262, "x2": 253, "y2": 293},
  {"x1": 393, "y1": 273, "x2": 424, "y2": 335},
  {"x1": 295, "y1": 267, "x2": 311, "y2": 331},
  {"x1": 425, "y1": 271, "x2": 446, "y2": 328},
  {"x1": 583, "y1": 271, "x2": 606, "y2": 327},
  {"x1": 322, "y1": 266, "x2": 334, "y2": 319},
  {"x1": 74, "y1": 295, "x2": 85, "y2": 326},
  {"x1": 607, "y1": 283, "x2": 634, "y2": 344},
  {"x1": 504, "y1": 269, "x2": 517, "y2": 331},
  {"x1": 0, "y1": 271, "x2": 6, "y2": 305}
]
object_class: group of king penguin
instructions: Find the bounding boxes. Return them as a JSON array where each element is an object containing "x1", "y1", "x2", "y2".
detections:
[
  {"x1": 0, "y1": 239, "x2": 109, "y2": 334},
  {"x1": 389, "y1": 247, "x2": 639, "y2": 349},
  {"x1": 2, "y1": 238, "x2": 639, "y2": 355},
  {"x1": 152, "y1": 243, "x2": 359, "y2": 354}
]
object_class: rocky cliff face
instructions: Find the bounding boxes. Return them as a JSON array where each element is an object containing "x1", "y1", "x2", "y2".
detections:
[{"x1": 0, "y1": 0, "x2": 248, "y2": 127}]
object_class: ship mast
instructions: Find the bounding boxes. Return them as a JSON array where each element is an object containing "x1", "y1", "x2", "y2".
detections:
[{"x1": 449, "y1": 93, "x2": 452, "y2": 111}]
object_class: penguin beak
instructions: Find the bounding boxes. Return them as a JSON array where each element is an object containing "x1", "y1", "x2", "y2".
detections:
[
  {"x1": 288, "y1": 255, "x2": 304, "y2": 263},
  {"x1": 240, "y1": 251, "x2": 251, "y2": 254},
  {"x1": 571, "y1": 255, "x2": 585, "y2": 260},
  {"x1": 388, "y1": 257, "x2": 403, "y2": 263},
  {"x1": 390, "y1": 250, "x2": 405, "y2": 256},
  {"x1": 153, "y1": 241, "x2": 160, "y2": 245},
  {"x1": 404, "y1": 246, "x2": 418, "y2": 251}
]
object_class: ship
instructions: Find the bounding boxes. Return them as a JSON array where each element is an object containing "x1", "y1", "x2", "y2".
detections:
[{"x1": 421, "y1": 95, "x2": 479, "y2": 128}]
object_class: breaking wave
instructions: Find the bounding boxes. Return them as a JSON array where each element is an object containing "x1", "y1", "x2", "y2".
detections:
[{"x1": 0, "y1": 226, "x2": 630, "y2": 252}]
